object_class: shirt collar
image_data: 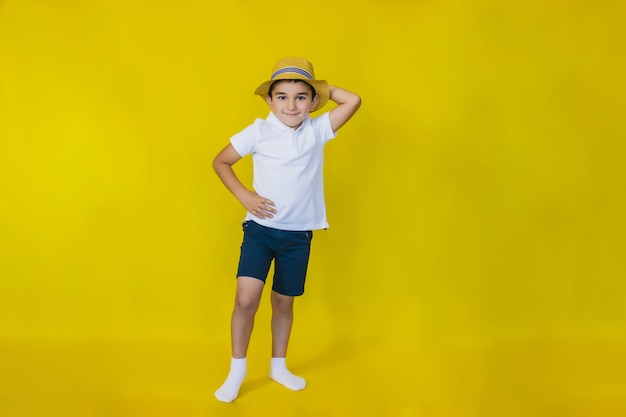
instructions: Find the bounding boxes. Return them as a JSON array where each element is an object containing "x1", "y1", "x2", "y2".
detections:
[{"x1": 267, "y1": 112, "x2": 311, "y2": 133}]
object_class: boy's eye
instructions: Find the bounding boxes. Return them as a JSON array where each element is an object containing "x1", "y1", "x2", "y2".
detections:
[{"x1": 274, "y1": 95, "x2": 308, "y2": 101}]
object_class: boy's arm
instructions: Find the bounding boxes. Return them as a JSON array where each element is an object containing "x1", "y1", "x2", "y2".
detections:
[
  {"x1": 212, "y1": 144, "x2": 276, "y2": 219},
  {"x1": 327, "y1": 86, "x2": 361, "y2": 132}
]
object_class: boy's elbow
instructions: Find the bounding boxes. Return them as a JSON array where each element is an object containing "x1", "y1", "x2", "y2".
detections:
[
  {"x1": 212, "y1": 156, "x2": 223, "y2": 173},
  {"x1": 213, "y1": 154, "x2": 237, "y2": 174},
  {"x1": 348, "y1": 90, "x2": 361, "y2": 106},
  {"x1": 350, "y1": 95, "x2": 362, "y2": 113}
]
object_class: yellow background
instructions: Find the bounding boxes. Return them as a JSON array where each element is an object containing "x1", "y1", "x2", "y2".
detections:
[{"x1": 1, "y1": 1, "x2": 625, "y2": 416}]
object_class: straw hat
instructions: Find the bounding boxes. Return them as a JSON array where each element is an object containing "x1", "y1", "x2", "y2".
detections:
[{"x1": 254, "y1": 57, "x2": 329, "y2": 112}]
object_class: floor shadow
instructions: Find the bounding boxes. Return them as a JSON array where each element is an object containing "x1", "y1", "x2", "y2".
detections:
[
  {"x1": 234, "y1": 334, "x2": 382, "y2": 398},
  {"x1": 237, "y1": 375, "x2": 271, "y2": 398},
  {"x1": 291, "y1": 334, "x2": 382, "y2": 375}
]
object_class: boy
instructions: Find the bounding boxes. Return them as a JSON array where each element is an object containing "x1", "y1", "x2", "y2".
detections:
[{"x1": 213, "y1": 56, "x2": 361, "y2": 403}]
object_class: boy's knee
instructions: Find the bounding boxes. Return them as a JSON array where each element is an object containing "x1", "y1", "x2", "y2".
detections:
[
  {"x1": 235, "y1": 294, "x2": 260, "y2": 313},
  {"x1": 271, "y1": 292, "x2": 294, "y2": 313},
  {"x1": 234, "y1": 276, "x2": 264, "y2": 313}
]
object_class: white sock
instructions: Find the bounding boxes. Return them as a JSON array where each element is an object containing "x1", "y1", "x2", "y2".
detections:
[
  {"x1": 269, "y1": 357, "x2": 306, "y2": 391},
  {"x1": 215, "y1": 357, "x2": 247, "y2": 403}
]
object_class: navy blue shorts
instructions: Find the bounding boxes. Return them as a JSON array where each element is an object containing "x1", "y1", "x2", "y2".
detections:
[{"x1": 237, "y1": 220, "x2": 313, "y2": 296}]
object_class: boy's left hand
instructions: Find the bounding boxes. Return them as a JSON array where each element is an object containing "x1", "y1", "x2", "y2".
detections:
[{"x1": 240, "y1": 190, "x2": 276, "y2": 219}]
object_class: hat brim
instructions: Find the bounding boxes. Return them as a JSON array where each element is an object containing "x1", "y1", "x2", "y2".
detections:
[{"x1": 255, "y1": 78, "x2": 329, "y2": 112}]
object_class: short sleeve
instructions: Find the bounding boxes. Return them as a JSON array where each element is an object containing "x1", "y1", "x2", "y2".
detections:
[
  {"x1": 312, "y1": 112, "x2": 337, "y2": 144},
  {"x1": 230, "y1": 121, "x2": 259, "y2": 157}
]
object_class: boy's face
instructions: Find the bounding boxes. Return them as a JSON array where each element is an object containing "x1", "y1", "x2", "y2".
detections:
[{"x1": 266, "y1": 80, "x2": 320, "y2": 129}]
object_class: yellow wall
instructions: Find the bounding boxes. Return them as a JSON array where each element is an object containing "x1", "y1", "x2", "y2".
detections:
[{"x1": 1, "y1": 1, "x2": 625, "y2": 416}]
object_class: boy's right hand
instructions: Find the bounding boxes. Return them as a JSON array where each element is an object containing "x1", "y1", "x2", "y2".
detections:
[{"x1": 240, "y1": 191, "x2": 276, "y2": 219}]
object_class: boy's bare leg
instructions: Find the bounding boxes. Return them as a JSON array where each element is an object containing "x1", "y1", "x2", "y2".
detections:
[
  {"x1": 231, "y1": 277, "x2": 265, "y2": 358},
  {"x1": 215, "y1": 277, "x2": 264, "y2": 403},
  {"x1": 269, "y1": 291, "x2": 306, "y2": 391}
]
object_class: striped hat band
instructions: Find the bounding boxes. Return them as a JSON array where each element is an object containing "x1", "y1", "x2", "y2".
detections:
[{"x1": 271, "y1": 66, "x2": 314, "y2": 80}]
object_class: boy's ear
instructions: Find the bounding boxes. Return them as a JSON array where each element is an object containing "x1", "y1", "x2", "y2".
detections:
[
  {"x1": 265, "y1": 94, "x2": 273, "y2": 108},
  {"x1": 309, "y1": 95, "x2": 320, "y2": 112}
]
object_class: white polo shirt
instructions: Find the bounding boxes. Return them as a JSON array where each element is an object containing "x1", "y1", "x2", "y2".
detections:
[{"x1": 230, "y1": 112, "x2": 336, "y2": 231}]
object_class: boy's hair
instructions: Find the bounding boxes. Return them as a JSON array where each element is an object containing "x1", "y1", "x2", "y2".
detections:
[{"x1": 268, "y1": 79, "x2": 317, "y2": 98}]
